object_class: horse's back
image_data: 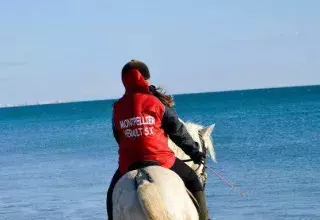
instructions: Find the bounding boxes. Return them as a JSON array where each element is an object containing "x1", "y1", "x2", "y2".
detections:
[{"x1": 112, "y1": 165, "x2": 199, "y2": 220}]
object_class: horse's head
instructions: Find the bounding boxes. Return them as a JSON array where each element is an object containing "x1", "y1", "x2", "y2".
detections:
[{"x1": 168, "y1": 119, "x2": 216, "y2": 187}]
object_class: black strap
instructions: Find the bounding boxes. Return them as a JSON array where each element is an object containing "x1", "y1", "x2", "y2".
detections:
[{"x1": 134, "y1": 168, "x2": 154, "y2": 189}]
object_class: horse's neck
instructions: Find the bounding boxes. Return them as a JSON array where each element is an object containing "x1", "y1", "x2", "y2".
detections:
[
  {"x1": 168, "y1": 139, "x2": 201, "y2": 174},
  {"x1": 167, "y1": 120, "x2": 198, "y2": 160},
  {"x1": 168, "y1": 139, "x2": 189, "y2": 160}
]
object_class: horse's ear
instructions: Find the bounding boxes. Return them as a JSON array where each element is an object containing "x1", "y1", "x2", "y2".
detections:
[{"x1": 199, "y1": 124, "x2": 215, "y2": 137}]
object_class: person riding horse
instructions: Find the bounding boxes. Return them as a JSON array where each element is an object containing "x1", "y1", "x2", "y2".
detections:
[{"x1": 107, "y1": 60, "x2": 210, "y2": 220}]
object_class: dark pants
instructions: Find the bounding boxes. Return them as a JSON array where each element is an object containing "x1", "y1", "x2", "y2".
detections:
[{"x1": 106, "y1": 158, "x2": 204, "y2": 220}]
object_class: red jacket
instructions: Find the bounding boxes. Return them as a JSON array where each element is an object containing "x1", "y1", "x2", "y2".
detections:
[{"x1": 112, "y1": 69, "x2": 200, "y2": 174}]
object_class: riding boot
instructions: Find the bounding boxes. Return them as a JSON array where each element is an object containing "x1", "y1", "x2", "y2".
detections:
[{"x1": 193, "y1": 191, "x2": 210, "y2": 220}]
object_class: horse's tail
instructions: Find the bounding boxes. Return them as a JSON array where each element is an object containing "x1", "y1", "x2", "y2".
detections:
[{"x1": 135, "y1": 168, "x2": 169, "y2": 220}]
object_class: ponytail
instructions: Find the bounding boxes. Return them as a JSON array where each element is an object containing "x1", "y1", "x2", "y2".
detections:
[{"x1": 149, "y1": 85, "x2": 175, "y2": 108}]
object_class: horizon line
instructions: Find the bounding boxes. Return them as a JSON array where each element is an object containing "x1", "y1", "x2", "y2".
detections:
[{"x1": 1, "y1": 83, "x2": 319, "y2": 109}]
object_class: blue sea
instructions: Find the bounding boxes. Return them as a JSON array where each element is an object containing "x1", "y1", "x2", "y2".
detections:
[{"x1": 1, "y1": 85, "x2": 319, "y2": 220}]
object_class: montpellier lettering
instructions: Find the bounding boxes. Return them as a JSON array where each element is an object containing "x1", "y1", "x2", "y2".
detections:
[
  {"x1": 120, "y1": 116, "x2": 155, "y2": 129},
  {"x1": 119, "y1": 116, "x2": 155, "y2": 138}
]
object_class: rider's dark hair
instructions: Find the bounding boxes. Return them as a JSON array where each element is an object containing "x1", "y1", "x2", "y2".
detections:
[{"x1": 149, "y1": 85, "x2": 175, "y2": 108}]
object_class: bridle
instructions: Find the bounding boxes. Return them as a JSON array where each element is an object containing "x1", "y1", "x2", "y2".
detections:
[{"x1": 182, "y1": 130, "x2": 208, "y2": 188}]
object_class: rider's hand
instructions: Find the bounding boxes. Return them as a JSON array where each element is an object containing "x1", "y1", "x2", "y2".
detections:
[{"x1": 190, "y1": 151, "x2": 206, "y2": 165}]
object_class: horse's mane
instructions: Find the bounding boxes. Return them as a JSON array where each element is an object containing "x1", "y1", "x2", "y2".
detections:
[
  {"x1": 183, "y1": 121, "x2": 216, "y2": 163},
  {"x1": 169, "y1": 119, "x2": 216, "y2": 163}
]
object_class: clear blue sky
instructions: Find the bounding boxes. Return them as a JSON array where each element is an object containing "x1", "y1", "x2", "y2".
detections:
[{"x1": 1, "y1": 0, "x2": 319, "y2": 105}]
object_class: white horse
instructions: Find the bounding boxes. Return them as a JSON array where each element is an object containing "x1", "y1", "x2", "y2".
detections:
[{"x1": 111, "y1": 120, "x2": 216, "y2": 220}]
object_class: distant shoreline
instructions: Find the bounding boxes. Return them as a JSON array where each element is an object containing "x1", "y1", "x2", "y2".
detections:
[{"x1": 1, "y1": 84, "x2": 319, "y2": 109}]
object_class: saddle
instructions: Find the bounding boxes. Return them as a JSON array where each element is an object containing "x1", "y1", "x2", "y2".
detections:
[{"x1": 128, "y1": 160, "x2": 160, "y2": 171}]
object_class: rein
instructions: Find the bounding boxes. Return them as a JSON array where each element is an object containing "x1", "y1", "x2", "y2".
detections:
[{"x1": 181, "y1": 130, "x2": 245, "y2": 196}]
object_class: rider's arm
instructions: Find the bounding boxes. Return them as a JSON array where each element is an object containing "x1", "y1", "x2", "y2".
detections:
[
  {"x1": 111, "y1": 104, "x2": 119, "y2": 144},
  {"x1": 112, "y1": 116, "x2": 119, "y2": 144},
  {"x1": 161, "y1": 106, "x2": 200, "y2": 157}
]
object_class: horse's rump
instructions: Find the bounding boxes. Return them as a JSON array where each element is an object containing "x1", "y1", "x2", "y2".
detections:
[{"x1": 112, "y1": 165, "x2": 199, "y2": 220}]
